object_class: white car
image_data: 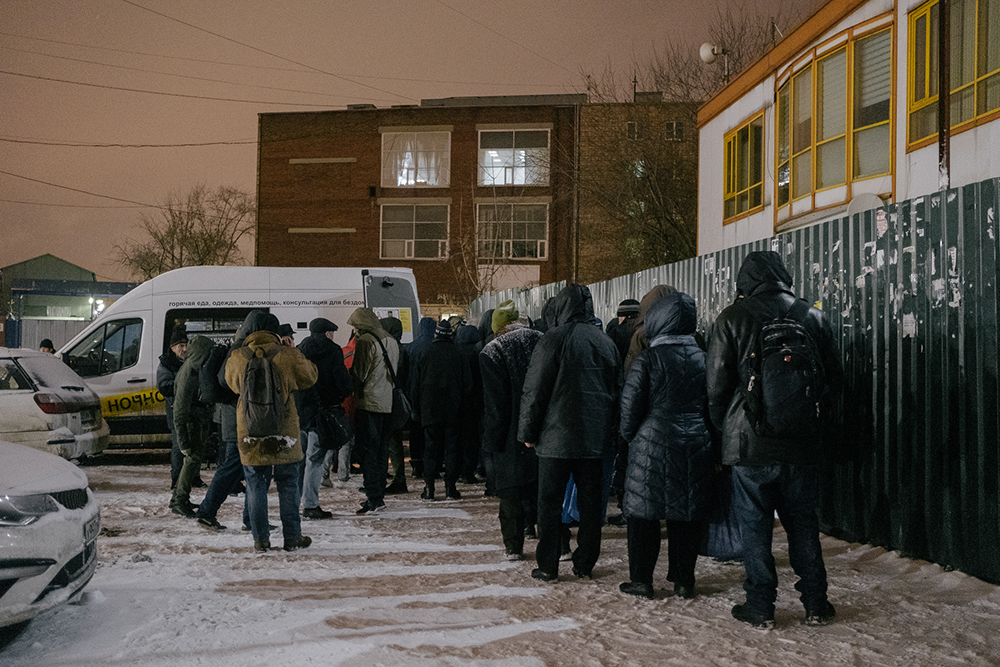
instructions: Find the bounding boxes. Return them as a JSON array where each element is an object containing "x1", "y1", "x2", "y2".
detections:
[
  {"x1": 0, "y1": 348, "x2": 109, "y2": 461},
  {"x1": 0, "y1": 440, "x2": 100, "y2": 629}
]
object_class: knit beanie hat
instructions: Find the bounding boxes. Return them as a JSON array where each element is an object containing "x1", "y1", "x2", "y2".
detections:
[
  {"x1": 616, "y1": 299, "x2": 640, "y2": 318},
  {"x1": 169, "y1": 326, "x2": 189, "y2": 346},
  {"x1": 434, "y1": 319, "x2": 454, "y2": 339},
  {"x1": 492, "y1": 300, "x2": 519, "y2": 334}
]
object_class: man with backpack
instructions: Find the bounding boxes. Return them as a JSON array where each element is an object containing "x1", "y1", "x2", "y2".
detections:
[
  {"x1": 706, "y1": 250, "x2": 843, "y2": 629},
  {"x1": 225, "y1": 312, "x2": 318, "y2": 552}
]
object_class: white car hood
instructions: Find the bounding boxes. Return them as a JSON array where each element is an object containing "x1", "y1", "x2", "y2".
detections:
[{"x1": 0, "y1": 440, "x2": 90, "y2": 495}]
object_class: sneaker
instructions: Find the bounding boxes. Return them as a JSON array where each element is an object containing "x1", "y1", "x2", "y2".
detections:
[
  {"x1": 531, "y1": 568, "x2": 558, "y2": 583},
  {"x1": 607, "y1": 513, "x2": 628, "y2": 526},
  {"x1": 731, "y1": 604, "x2": 775, "y2": 629},
  {"x1": 302, "y1": 507, "x2": 333, "y2": 520},
  {"x1": 283, "y1": 536, "x2": 312, "y2": 552},
  {"x1": 420, "y1": 485, "x2": 434, "y2": 501},
  {"x1": 445, "y1": 486, "x2": 461, "y2": 500},
  {"x1": 356, "y1": 501, "x2": 385, "y2": 515},
  {"x1": 805, "y1": 601, "x2": 836, "y2": 626},
  {"x1": 572, "y1": 566, "x2": 592, "y2": 580},
  {"x1": 619, "y1": 581, "x2": 654, "y2": 599},
  {"x1": 197, "y1": 516, "x2": 227, "y2": 531},
  {"x1": 254, "y1": 540, "x2": 271, "y2": 553},
  {"x1": 169, "y1": 501, "x2": 198, "y2": 518},
  {"x1": 524, "y1": 525, "x2": 537, "y2": 540},
  {"x1": 505, "y1": 550, "x2": 524, "y2": 561},
  {"x1": 559, "y1": 548, "x2": 573, "y2": 562}
]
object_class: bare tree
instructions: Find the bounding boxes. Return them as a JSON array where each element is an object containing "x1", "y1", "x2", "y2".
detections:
[{"x1": 115, "y1": 184, "x2": 256, "y2": 280}]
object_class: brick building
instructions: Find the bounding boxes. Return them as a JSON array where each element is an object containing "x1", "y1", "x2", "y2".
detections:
[{"x1": 256, "y1": 95, "x2": 584, "y2": 316}]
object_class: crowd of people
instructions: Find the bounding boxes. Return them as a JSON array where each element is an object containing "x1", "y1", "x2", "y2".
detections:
[{"x1": 157, "y1": 251, "x2": 843, "y2": 630}]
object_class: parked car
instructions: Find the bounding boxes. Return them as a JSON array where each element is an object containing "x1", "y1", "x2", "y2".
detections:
[
  {"x1": 0, "y1": 440, "x2": 100, "y2": 629},
  {"x1": 0, "y1": 348, "x2": 109, "y2": 461}
]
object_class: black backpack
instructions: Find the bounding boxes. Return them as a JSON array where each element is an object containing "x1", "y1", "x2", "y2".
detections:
[
  {"x1": 238, "y1": 346, "x2": 286, "y2": 438},
  {"x1": 740, "y1": 299, "x2": 826, "y2": 440}
]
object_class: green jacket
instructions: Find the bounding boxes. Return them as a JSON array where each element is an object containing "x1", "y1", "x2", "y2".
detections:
[{"x1": 347, "y1": 308, "x2": 398, "y2": 413}]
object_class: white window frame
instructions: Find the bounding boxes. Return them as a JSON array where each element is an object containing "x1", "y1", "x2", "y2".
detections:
[
  {"x1": 478, "y1": 129, "x2": 550, "y2": 186},
  {"x1": 381, "y1": 130, "x2": 451, "y2": 188},
  {"x1": 379, "y1": 201, "x2": 450, "y2": 260},
  {"x1": 476, "y1": 200, "x2": 549, "y2": 260}
]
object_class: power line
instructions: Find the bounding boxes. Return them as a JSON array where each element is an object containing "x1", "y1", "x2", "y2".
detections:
[
  {"x1": 0, "y1": 136, "x2": 256, "y2": 148},
  {"x1": 432, "y1": 0, "x2": 576, "y2": 77},
  {"x1": 1, "y1": 46, "x2": 372, "y2": 101},
  {"x1": 0, "y1": 31, "x2": 313, "y2": 73},
  {"x1": 119, "y1": 0, "x2": 419, "y2": 103},
  {"x1": 0, "y1": 168, "x2": 159, "y2": 207},
  {"x1": 0, "y1": 69, "x2": 358, "y2": 107},
  {"x1": 0, "y1": 198, "x2": 145, "y2": 209}
]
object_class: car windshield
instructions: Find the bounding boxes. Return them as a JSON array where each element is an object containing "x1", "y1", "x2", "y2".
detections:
[
  {"x1": 15, "y1": 354, "x2": 90, "y2": 392},
  {"x1": 0, "y1": 359, "x2": 33, "y2": 390}
]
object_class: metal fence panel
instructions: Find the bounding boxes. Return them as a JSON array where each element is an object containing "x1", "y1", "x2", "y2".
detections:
[{"x1": 467, "y1": 177, "x2": 1000, "y2": 584}]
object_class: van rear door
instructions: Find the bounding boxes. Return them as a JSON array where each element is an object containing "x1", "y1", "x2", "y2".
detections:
[{"x1": 363, "y1": 271, "x2": 420, "y2": 344}]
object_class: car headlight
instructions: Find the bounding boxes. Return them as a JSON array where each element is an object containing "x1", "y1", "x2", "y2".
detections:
[{"x1": 0, "y1": 494, "x2": 59, "y2": 526}]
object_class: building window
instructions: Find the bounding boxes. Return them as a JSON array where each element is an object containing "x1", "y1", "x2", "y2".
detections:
[
  {"x1": 479, "y1": 130, "x2": 549, "y2": 186},
  {"x1": 380, "y1": 204, "x2": 448, "y2": 259},
  {"x1": 908, "y1": 0, "x2": 1000, "y2": 146},
  {"x1": 723, "y1": 113, "x2": 764, "y2": 222},
  {"x1": 666, "y1": 121, "x2": 683, "y2": 141},
  {"x1": 381, "y1": 131, "x2": 450, "y2": 187},
  {"x1": 477, "y1": 203, "x2": 548, "y2": 259},
  {"x1": 626, "y1": 122, "x2": 639, "y2": 140},
  {"x1": 776, "y1": 26, "x2": 892, "y2": 209}
]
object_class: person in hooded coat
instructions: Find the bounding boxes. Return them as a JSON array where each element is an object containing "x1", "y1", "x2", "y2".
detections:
[
  {"x1": 455, "y1": 323, "x2": 484, "y2": 484},
  {"x1": 169, "y1": 335, "x2": 215, "y2": 517},
  {"x1": 406, "y1": 316, "x2": 438, "y2": 479},
  {"x1": 706, "y1": 250, "x2": 843, "y2": 628},
  {"x1": 518, "y1": 284, "x2": 621, "y2": 582},
  {"x1": 225, "y1": 312, "x2": 318, "y2": 552},
  {"x1": 347, "y1": 307, "x2": 399, "y2": 514},
  {"x1": 296, "y1": 317, "x2": 352, "y2": 519},
  {"x1": 380, "y1": 316, "x2": 410, "y2": 495},
  {"x1": 480, "y1": 304, "x2": 542, "y2": 560},
  {"x1": 157, "y1": 326, "x2": 204, "y2": 491},
  {"x1": 411, "y1": 320, "x2": 472, "y2": 500},
  {"x1": 617, "y1": 291, "x2": 715, "y2": 600}
]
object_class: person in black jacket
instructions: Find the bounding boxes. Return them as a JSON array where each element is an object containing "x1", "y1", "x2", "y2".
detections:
[
  {"x1": 481, "y1": 304, "x2": 542, "y2": 560},
  {"x1": 412, "y1": 320, "x2": 472, "y2": 500},
  {"x1": 406, "y1": 316, "x2": 438, "y2": 479},
  {"x1": 157, "y1": 326, "x2": 189, "y2": 491},
  {"x1": 518, "y1": 284, "x2": 621, "y2": 582},
  {"x1": 618, "y1": 291, "x2": 714, "y2": 600},
  {"x1": 706, "y1": 251, "x2": 843, "y2": 629},
  {"x1": 297, "y1": 318, "x2": 353, "y2": 519},
  {"x1": 381, "y1": 316, "x2": 409, "y2": 495},
  {"x1": 169, "y1": 336, "x2": 215, "y2": 517},
  {"x1": 455, "y1": 323, "x2": 484, "y2": 485}
]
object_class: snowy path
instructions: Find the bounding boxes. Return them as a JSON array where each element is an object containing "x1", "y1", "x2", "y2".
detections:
[{"x1": 2, "y1": 464, "x2": 999, "y2": 666}]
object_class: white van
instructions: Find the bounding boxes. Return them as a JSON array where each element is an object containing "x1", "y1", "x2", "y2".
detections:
[{"x1": 57, "y1": 266, "x2": 421, "y2": 446}]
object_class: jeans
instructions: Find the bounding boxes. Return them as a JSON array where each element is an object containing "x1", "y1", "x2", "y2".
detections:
[
  {"x1": 244, "y1": 462, "x2": 302, "y2": 544},
  {"x1": 626, "y1": 517, "x2": 701, "y2": 587},
  {"x1": 536, "y1": 457, "x2": 605, "y2": 576},
  {"x1": 337, "y1": 439, "x2": 351, "y2": 481},
  {"x1": 300, "y1": 429, "x2": 328, "y2": 508},
  {"x1": 356, "y1": 409, "x2": 389, "y2": 506},
  {"x1": 423, "y1": 424, "x2": 459, "y2": 489},
  {"x1": 731, "y1": 464, "x2": 829, "y2": 615},
  {"x1": 169, "y1": 428, "x2": 183, "y2": 487},
  {"x1": 196, "y1": 440, "x2": 248, "y2": 527}
]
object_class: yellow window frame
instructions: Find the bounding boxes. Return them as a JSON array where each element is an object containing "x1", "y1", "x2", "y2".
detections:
[{"x1": 723, "y1": 111, "x2": 765, "y2": 224}]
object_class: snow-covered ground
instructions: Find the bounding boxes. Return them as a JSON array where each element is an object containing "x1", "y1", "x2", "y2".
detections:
[{"x1": 3, "y1": 463, "x2": 999, "y2": 666}]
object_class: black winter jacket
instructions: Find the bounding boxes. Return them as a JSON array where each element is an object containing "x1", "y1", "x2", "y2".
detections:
[
  {"x1": 517, "y1": 284, "x2": 622, "y2": 459},
  {"x1": 155, "y1": 350, "x2": 183, "y2": 432},
  {"x1": 412, "y1": 337, "x2": 473, "y2": 426},
  {"x1": 619, "y1": 292, "x2": 714, "y2": 521},
  {"x1": 480, "y1": 324, "x2": 542, "y2": 491},
  {"x1": 295, "y1": 333, "x2": 352, "y2": 430},
  {"x1": 706, "y1": 251, "x2": 844, "y2": 466}
]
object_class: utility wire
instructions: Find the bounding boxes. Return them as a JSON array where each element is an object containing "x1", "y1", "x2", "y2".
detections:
[
  {"x1": 432, "y1": 0, "x2": 575, "y2": 76},
  {"x1": 0, "y1": 137, "x2": 256, "y2": 148},
  {"x1": 0, "y1": 198, "x2": 145, "y2": 209},
  {"x1": 119, "y1": 0, "x2": 418, "y2": 103},
  {"x1": 1, "y1": 46, "x2": 375, "y2": 101},
  {"x1": 0, "y1": 168, "x2": 159, "y2": 207},
  {"x1": 0, "y1": 69, "x2": 355, "y2": 107}
]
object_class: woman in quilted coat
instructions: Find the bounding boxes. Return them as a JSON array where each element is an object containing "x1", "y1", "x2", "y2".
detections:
[{"x1": 618, "y1": 291, "x2": 715, "y2": 600}]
